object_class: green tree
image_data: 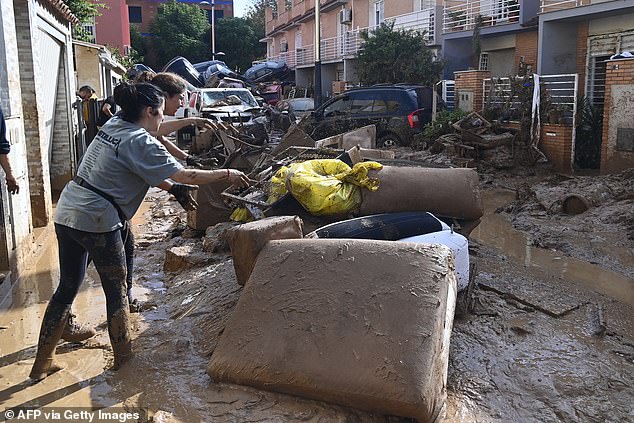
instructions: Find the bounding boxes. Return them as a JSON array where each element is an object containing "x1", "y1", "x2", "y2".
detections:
[
  {"x1": 149, "y1": 0, "x2": 211, "y2": 68},
  {"x1": 213, "y1": 17, "x2": 261, "y2": 72},
  {"x1": 129, "y1": 25, "x2": 146, "y2": 63},
  {"x1": 356, "y1": 22, "x2": 441, "y2": 86},
  {"x1": 244, "y1": 0, "x2": 275, "y2": 62},
  {"x1": 63, "y1": 0, "x2": 105, "y2": 41}
]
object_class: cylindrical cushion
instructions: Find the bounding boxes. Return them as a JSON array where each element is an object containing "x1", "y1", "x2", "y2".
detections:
[
  {"x1": 229, "y1": 216, "x2": 304, "y2": 286},
  {"x1": 359, "y1": 166, "x2": 483, "y2": 220}
]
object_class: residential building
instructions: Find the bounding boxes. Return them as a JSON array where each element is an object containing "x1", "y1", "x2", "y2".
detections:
[
  {"x1": 543, "y1": 0, "x2": 634, "y2": 174},
  {"x1": 74, "y1": 40, "x2": 127, "y2": 97},
  {"x1": 94, "y1": 0, "x2": 132, "y2": 54},
  {"x1": 0, "y1": 0, "x2": 80, "y2": 297},
  {"x1": 265, "y1": 0, "x2": 632, "y2": 174},
  {"x1": 127, "y1": 0, "x2": 235, "y2": 36},
  {"x1": 441, "y1": 0, "x2": 540, "y2": 78},
  {"x1": 264, "y1": 0, "x2": 442, "y2": 97}
]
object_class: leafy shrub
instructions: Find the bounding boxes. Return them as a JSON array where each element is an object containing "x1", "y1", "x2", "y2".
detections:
[{"x1": 414, "y1": 110, "x2": 467, "y2": 149}]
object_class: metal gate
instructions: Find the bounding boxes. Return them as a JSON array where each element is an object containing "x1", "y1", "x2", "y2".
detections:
[{"x1": 37, "y1": 28, "x2": 63, "y2": 162}]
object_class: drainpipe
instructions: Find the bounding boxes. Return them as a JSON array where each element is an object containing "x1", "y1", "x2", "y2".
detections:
[{"x1": 314, "y1": 0, "x2": 322, "y2": 107}]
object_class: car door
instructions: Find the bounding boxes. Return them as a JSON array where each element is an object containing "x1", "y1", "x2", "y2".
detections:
[{"x1": 310, "y1": 94, "x2": 353, "y2": 139}]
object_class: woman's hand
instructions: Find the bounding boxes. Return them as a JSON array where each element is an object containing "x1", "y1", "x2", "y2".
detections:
[{"x1": 226, "y1": 169, "x2": 251, "y2": 188}]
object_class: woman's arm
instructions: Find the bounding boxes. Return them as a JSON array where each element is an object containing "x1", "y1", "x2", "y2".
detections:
[
  {"x1": 170, "y1": 168, "x2": 250, "y2": 187},
  {"x1": 157, "y1": 135, "x2": 188, "y2": 160},
  {"x1": 156, "y1": 117, "x2": 214, "y2": 137}
]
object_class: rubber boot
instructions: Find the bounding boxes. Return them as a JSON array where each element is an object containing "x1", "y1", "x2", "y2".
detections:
[
  {"x1": 61, "y1": 312, "x2": 96, "y2": 342},
  {"x1": 29, "y1": 300, "x2": 71, "y2": 381},
  {"x1": 108, "y1": 307, "x2": 133, "y2": 369}
]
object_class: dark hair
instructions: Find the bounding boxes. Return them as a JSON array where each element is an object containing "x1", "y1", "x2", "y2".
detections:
[
  {"x1": 78, "y1": 85, "x2": 95, "y2": 94},
  {"x1": 150, "y1": 72, "x2": 187, "y2": 97},
  {"x1": 113, "y1": 82, "x2": 164, "y2": 122}
]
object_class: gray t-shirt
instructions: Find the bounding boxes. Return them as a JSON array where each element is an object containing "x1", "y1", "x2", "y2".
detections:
[{"x1": 55, "y1": 116, "x2": 183, "y2": 232}]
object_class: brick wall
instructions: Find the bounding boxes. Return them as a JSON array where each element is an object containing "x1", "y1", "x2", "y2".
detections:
[
  {"x1": 454, "y1": 70, "x2": 491, "y2": 112},
  {"x1": 514, "y1": 30, "x2": 538, "y2": 75},
  {"x1": 14, "y1": 0, "x2": 51, "y2": 228},
  {"x1": 576, "y1": 21, "x2": 589, "y2": 97},
  {"x1": 50, "y1": 53, "x2": 73, "y2": 192},
  {"x1": 601, "y1": 58, "x2": 634, "y2": 174},
  {"x1": 540, "y1": 124, "x2": 574, "y2": 173}
]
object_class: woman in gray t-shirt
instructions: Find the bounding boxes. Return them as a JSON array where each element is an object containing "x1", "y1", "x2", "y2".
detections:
[{"x1": 30, "y1": 82, "x2": 249, "y2": 381}]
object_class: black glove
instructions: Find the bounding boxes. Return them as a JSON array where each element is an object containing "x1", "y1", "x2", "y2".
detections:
[
  {"x1": 186, "y1": 155, "x2": 218, "y2": 168},
  {"x1": 168, "y1": 183, "x2": 199, "y2": 211}
]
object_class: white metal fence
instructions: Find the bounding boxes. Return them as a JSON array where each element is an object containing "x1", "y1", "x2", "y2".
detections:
[
  {"x1": 440, "y1": 80, "x2": 455, "y2": 110},
  {"x1": 540, "y1": 0, "x2": 589, "y2": 13},
  {"x1": 482, "y1": 73, "x2": 578, "y2": 125},
  {"x1": 443, "y1": 0, "x2": 520, "y2": 32}
]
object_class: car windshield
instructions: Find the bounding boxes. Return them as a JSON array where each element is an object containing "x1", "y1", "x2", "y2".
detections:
[
  {"x1": 202, "y1": 90, "x2": 258, "y2": 107},
  {"x1": 289, "y1": 99, "x2": 314, "y2": 111}
]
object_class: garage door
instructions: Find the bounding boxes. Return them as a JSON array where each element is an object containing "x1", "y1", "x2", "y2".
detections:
[{"x1": 37, "y1": 28, "x2": 62, "y2": 157}]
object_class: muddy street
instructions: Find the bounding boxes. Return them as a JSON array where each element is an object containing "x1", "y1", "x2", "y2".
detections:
[{"x1": 0, "y1": 179, "x2": 633, "y2": 422}]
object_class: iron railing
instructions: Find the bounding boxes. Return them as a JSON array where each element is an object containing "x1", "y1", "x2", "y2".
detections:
[
  {"x1": 443, "y1": 0, "x2": 520, "y2": 32},
  {"x1": 482, "y1": 73, "x2": 578, "y2": 125},
  {"x1": 266, "y1": 8, "x2": 436, "y2": 68},
  {"x1": 540, "y1": 0, "x2": 591, "y2": 13}
]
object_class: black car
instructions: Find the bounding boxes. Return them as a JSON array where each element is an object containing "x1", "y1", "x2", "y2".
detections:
[
  {"x1": 300, "y1": 85, "x2": 437, "y2": 147},
  {"x1": 244, "y1": 60, "x2": 291, "y2": 83}
]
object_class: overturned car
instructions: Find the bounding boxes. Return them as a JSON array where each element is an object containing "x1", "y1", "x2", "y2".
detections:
[{"x1": 182, "y1": 87, "x2": 262, "y2": 125}]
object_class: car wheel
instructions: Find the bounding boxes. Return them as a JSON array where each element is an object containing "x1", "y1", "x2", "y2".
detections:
[{"x1": 378, "y1": 132, "x2": 401, "y2": 148}]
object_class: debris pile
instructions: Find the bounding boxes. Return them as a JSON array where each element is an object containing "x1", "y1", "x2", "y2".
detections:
[{"x1": 429, "y1": 112, "x2": 516, "y2": 168}]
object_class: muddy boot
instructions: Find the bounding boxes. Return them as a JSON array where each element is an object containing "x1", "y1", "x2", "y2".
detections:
[
  {"x1": 29, "y1": 300, "x2": 71, "y2": 381},
  {"x1": 61, "y1": 312, "x2": 96, "y2": 342},
  {"x1": 108, "y1": 307, "x2": 133, "y2": 369}
]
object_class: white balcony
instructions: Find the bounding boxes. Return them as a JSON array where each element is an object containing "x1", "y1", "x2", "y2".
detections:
[
  {"x1": 540, "y1": 0, "x2": 594, "y2": 13},
  {"x1": 443, "y1": 0, "x2": 520, "y2": 33},
  {"x1": 266, "y1": 8, "x2": 436, "y2": 68}
]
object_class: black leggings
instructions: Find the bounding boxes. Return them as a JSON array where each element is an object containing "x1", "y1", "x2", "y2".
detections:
[
  {"x1": 53, "y1": 223, "x2": 128, "y2": 316},
  {"x1": 122, "y1": 224, "x2": 134, "y2": 292}
]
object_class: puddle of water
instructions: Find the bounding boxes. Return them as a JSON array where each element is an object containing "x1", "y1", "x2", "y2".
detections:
[{"x1": 473, "y1": 189, "x2": 634, "y2": 305}]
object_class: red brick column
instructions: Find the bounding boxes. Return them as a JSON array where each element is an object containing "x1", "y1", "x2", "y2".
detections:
[
  {"x1": 514, "y1": 30, "x2": 538, "y2": 75},
  {"x1": 601, "y1": 58, "x2": 634, "y2": 174},
  {"x1": 540, "y1": 124, "x2": 574, "y2": 173},
  {"x1": 576, "y1": 21, "x2": 589, "y2": 97},
  {"x1": 454, "y1": 70, "x2": 491, "y2": 113}
]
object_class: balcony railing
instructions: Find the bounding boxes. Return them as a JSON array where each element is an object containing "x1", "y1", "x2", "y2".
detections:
[
  {"x1": 540, "y1": 0, "x2": 591, "y2": 13},
  {"x1": 266, "y1": 8, "x2": 436, "y2": 69},
  {"x1": 443, "y1": 0, "x2": 520, "y2": 33}
]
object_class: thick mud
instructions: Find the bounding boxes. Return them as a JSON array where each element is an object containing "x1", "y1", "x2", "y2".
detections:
[{"x1": 1, "y1": 167, "x2": 633, "y2": 422}]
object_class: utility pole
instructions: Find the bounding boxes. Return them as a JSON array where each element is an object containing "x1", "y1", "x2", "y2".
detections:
[
  {"x1": 314, "y1": 0, "x2": 322, "y2": 107},
  {"x1": 200, "y1": 0, "x2": 216, "y2": 60}
]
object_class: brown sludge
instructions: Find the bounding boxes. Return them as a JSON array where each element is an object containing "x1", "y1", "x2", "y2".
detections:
[
  {"x1": 229, "y1": 216, "x2": 304, "y2": 286},
  {"x1": 208, "y1": 238, "x2": 457, "y2": 423},
  {"x1": 360, "y1": 166, "x2": 484, "y2": 220}
]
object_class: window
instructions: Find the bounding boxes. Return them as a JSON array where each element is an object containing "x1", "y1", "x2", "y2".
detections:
[
  {"x1": 374, "y1": 0, "x2": 384, "y2": 26},
  {"x1": 323, "y1": 97, "x2": 351, "y2": 117},
  {"x1": 128, "y1": 6, "x2": 142, "y2": 23},
  {"x1": 350, "y1": 99, "x2": 374, "y2": 114},
  {"x1": 479, "y1": 52, "x2": 489, "y2": 71}
]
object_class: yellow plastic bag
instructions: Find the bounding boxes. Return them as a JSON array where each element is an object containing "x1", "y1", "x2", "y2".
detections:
[{"x1": 269, "y1": 159, "x2": 383, "y2": 216}]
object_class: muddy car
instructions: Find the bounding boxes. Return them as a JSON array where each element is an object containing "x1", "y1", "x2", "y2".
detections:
[
  {"x1": 271, "y1": 98, "x2": 315, "y2": 131},
  {"x1": 186, "y1": 88, "x2": 262, "y2": 125},
  {"x1": 300, "y1": 85, "x2": 437, "y2": 147}
]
